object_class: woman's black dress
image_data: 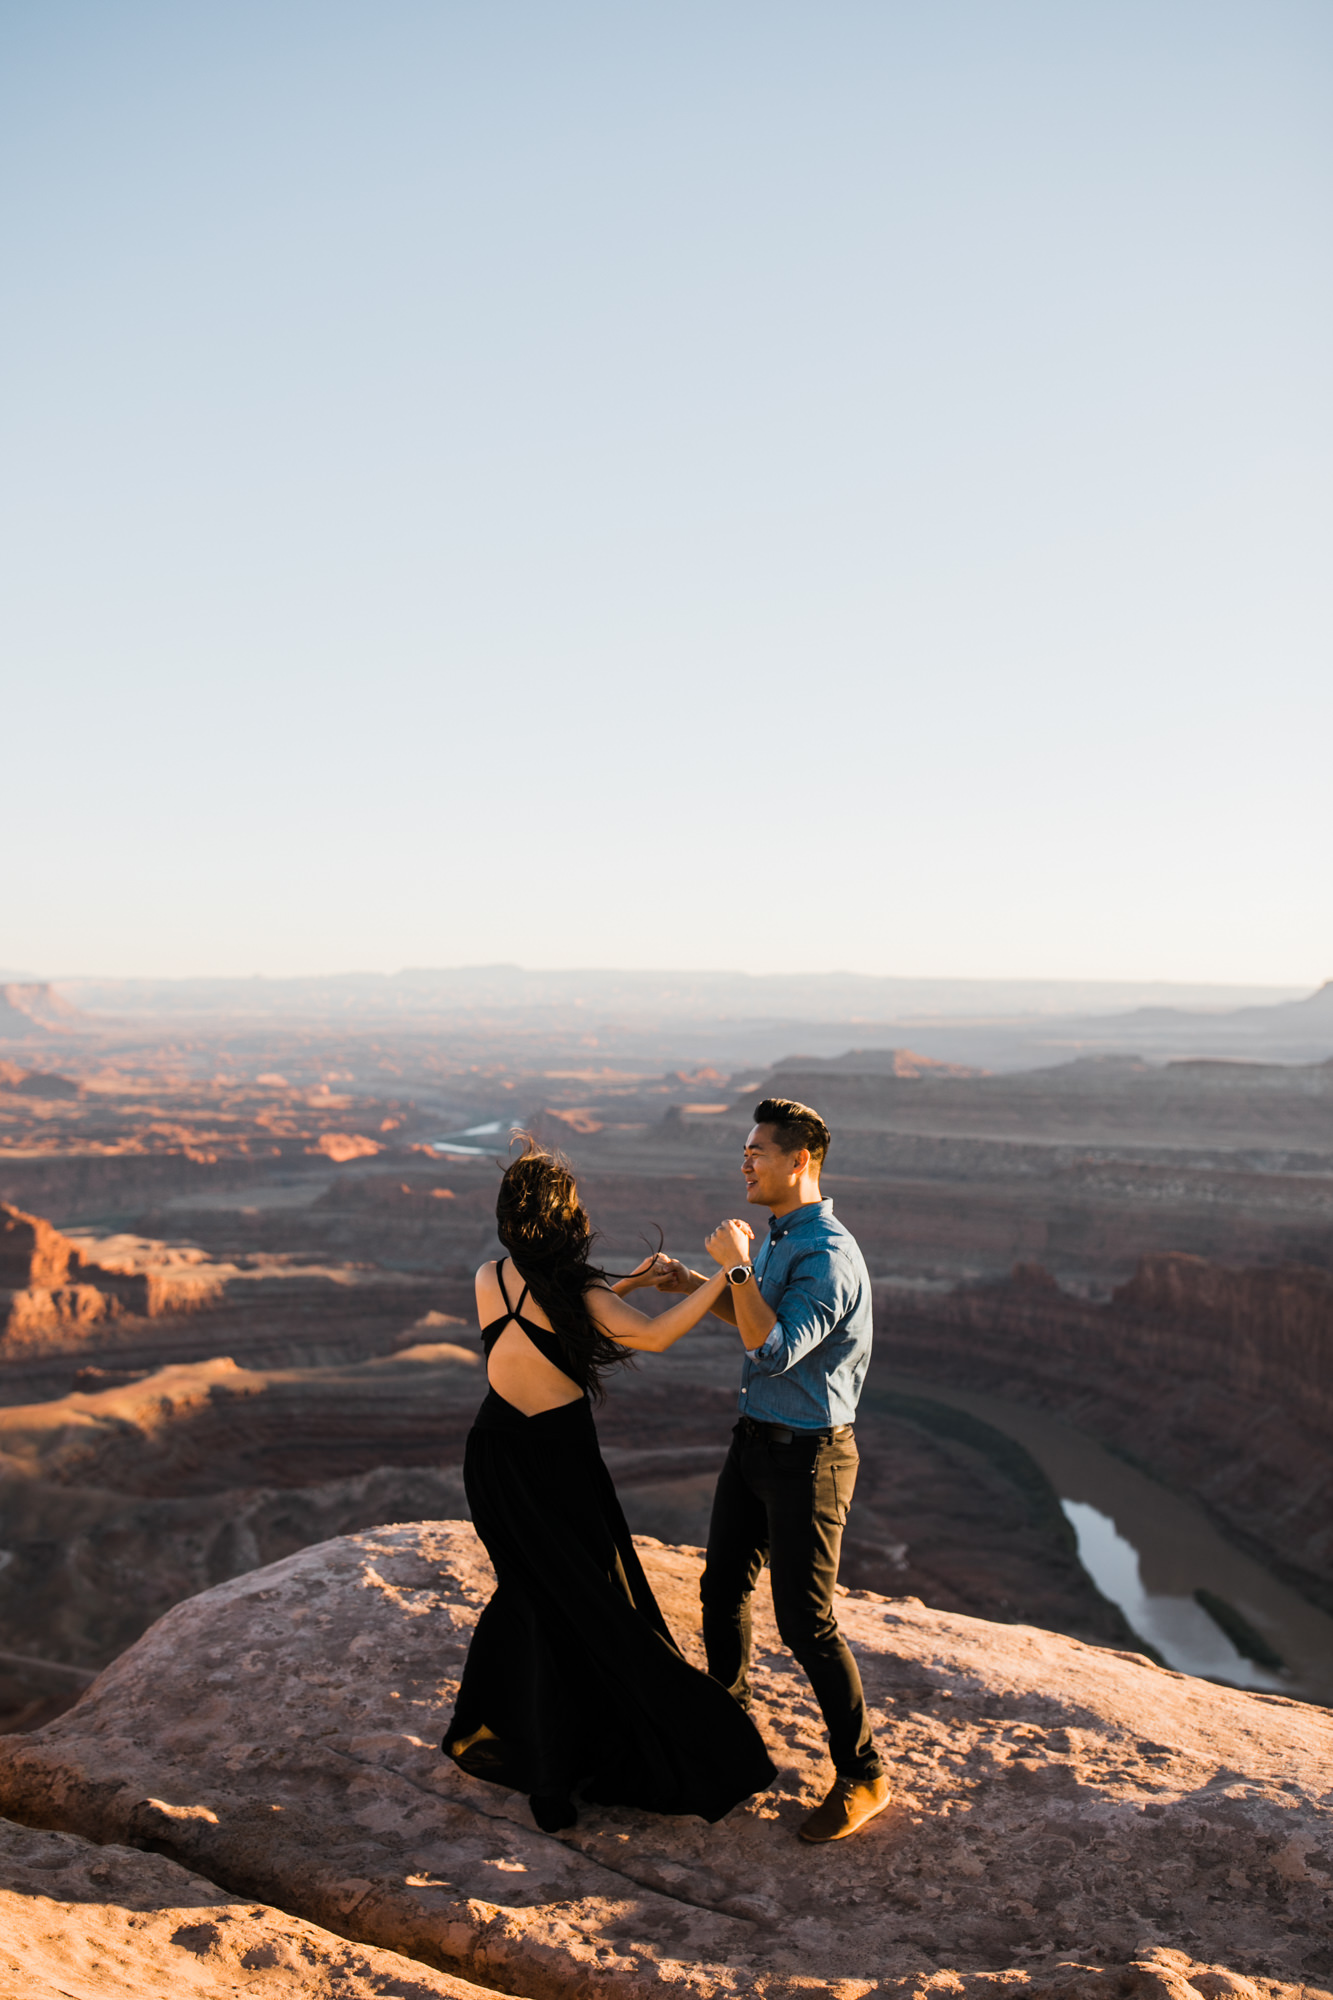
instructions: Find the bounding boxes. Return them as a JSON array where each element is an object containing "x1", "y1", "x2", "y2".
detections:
[{"x1": 442, "y1": 1261, "x2": 776, "y2": 1828}]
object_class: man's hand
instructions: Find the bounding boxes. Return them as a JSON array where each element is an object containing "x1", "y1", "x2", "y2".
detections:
[
  {"x1": 705, "y1": 1219, "x2": 777, "y2": 1351},
  {"x1": 705, "y1": 1218, "x2": 754, "y2": 1269}
]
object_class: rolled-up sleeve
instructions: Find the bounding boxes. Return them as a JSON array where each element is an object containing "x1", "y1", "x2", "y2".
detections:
[{"x1": 749, "y1": 1249, "x2": 849, "y2": 1375}]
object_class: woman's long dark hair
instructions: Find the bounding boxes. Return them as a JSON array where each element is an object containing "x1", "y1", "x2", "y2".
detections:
[{"x1": 494, "y1": 1137, "x2": 637, "y2": 1401}]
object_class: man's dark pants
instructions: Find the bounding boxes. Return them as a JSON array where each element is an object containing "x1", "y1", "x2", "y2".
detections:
[{"x1": 700, "y1": 1418, "x2": 882, "y2": 1782}]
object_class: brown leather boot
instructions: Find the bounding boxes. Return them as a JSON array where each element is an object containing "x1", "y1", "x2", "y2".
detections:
[{"x1": 798, "y1": 1772, "x2": 891, "y2": 1842}]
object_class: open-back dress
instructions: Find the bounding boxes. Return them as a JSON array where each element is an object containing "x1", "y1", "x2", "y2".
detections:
[{"x1": 441, "y1": 1259, "x2": 776, "y2": 1828}]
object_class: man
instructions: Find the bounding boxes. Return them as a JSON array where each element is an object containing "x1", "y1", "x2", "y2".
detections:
[{"x1": 680, "y1": 1095, "x2": 887, "y2": 1842}]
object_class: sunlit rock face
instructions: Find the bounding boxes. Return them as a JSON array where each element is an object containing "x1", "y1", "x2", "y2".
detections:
[
  {"x1": 1, "y1": 1522, "x2": 1329, "y2": 1999},
  {"x1": 0, "y1": 1201, "x2": 229, "y2": 1348},
  {"x1": 0, "y1": 1194, "x2": 468, "y2": 1420},
  {"x1": 0, "y1": 1815, "x2": 498, "y2": 1998}
]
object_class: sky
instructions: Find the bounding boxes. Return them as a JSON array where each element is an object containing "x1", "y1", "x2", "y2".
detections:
[{"x1": 2, "y1": 1, "x2": 1330, "y2": 984}]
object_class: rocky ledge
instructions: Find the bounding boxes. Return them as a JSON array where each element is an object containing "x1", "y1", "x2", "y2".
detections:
[
  {"x1": 0, "y1": 1815, "x2": 497, "y2": 1998},
  {"x1": 0, "y1": 1522, "x2": 1329, "y2": 2000}
]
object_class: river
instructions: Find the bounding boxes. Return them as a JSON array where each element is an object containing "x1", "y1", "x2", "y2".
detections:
[
  {"x1": 887, "y1": 1373, "x2": 1333, "y2": 1708},
  {"x1": 430, "y1": 1120, "x2": 522, "y2": 1156}
]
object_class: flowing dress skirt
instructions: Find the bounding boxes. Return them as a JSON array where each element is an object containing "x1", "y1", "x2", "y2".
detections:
[{"x1": 442, "y1": 1389, "x2": 776, "y2": 1823}]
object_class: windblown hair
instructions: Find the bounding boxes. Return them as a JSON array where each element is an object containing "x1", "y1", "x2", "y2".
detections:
[
  {"x1": 494, "y1": 1137, "x2": 634, "y2": 1401},
  {"x1": 752, "y1": 1096, "x2": 831, "y2": 1173}
]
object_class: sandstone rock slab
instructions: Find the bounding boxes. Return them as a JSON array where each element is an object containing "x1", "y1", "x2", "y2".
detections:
[
  {"x1": 0, "y1": 1522, "x2": 1330, "y2": 1999},
  {"x1": 0, "y1": 1813, "x2": 502, "y2": 1998}
]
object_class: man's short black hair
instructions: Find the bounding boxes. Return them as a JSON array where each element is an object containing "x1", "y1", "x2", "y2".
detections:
[{"x1": 751, "y1": 1097, "x2": 830, "y2": 1172}]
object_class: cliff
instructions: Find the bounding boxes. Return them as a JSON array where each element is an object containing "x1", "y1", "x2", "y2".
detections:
[
  {"x1": 0, "y1": 1202, "x2": 227, "y2": 1348},
  {"x1": 1112, "y1": 1256, "x2": 1333, "y2": 1421},
  {"x1": 1, "y1": 1522, "x2": 1329, "y2": 1998}
]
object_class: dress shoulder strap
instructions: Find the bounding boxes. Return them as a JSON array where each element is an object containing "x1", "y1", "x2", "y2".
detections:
[{"x1": 495, "y1": 1256, "x2": 530, "y2": 1317}]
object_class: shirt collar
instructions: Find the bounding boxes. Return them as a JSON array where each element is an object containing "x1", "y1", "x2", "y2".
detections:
[{"x1": 767, "y1": 1198, "x2": 832, "y2": 1240}]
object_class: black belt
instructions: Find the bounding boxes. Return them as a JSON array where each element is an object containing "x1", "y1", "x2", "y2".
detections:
[{"x1": 739, "y1": 1416, "x2": 853, "y2": 1446}]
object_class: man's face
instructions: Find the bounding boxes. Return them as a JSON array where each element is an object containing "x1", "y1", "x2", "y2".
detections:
[{"x1": 742, "y1": 1124, "x2": 807, "y2": 1207}]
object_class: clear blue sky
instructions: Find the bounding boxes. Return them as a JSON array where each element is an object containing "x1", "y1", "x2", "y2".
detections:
[{"x1": 3, "y1": 1, "x2": 1329, "y2": 982}]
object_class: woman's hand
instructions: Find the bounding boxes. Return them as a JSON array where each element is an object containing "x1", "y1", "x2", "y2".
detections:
[
  {"x1": 609, "y1": 1252, "x2": 675, "y2": 1297},
  {"x1": 647, "y1": 1256, "x2": 702, "y2": 1294}
]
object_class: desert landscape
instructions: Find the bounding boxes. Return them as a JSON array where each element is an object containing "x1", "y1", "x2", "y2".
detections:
[
  {"x1": 7, "y1": 1, "x2": 1328, "y2": 1986},
  {"x1": 1, "y1": 971, "x2": 1331, "y2": 1995}
]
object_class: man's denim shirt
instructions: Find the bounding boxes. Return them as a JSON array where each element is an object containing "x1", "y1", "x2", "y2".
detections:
[{"x1": 737, "y1": 1199, "x2": 872, "y2": 1430}]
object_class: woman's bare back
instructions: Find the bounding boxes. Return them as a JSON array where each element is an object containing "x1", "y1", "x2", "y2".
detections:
[{"x1": 476, "y1": 1260, "x2": 584, "y2": 1417}]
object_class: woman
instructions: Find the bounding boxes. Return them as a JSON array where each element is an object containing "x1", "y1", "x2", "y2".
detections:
[{"x1": 442, "y1": 1139, "x2": 775, "y2": 1831}]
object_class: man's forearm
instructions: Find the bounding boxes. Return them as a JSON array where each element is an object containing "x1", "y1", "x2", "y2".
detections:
[
  {"x1": 681, "y1": 1264, "x2": 773, "y2": 1343},
  {"x1": 731, "y1": 1278, "x2": 777, "y2": 1352}
]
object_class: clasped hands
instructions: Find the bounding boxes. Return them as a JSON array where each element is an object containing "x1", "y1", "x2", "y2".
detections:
[{"x1": 618, "y1": 1218, "x2": 755, "y2": 1297}]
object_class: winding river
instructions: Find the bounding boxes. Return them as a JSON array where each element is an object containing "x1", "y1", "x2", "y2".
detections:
[
  {"x1": 430, "y1": 1120, "x2": 522, "y2": 1156},
  {"x1": 887, "y1": 1373, "x2": 1333, "y2": 1708}
]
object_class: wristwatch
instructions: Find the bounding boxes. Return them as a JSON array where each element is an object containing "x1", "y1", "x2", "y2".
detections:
[{"x1": 726, "y1": 1264, "x2": 754, "y2": 1286}]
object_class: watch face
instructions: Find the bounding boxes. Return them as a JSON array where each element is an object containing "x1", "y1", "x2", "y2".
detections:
[{"x1": 729, "y1": 1264, "x2": 751, "y2": 1283}]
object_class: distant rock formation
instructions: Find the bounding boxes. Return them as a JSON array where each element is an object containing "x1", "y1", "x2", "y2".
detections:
[
  {"x1": 0, "y1": 1202, "x2": 461, "y2": 1383},
  {"x1": 0, "y1": 984, "x2": 82, "y2": 1038},
  {"x1": 2, "y1": 1523, "x2": 1329, "y2": 1998},
  {"x1": 774, "y1": 1046, "x2": 985, "y2": 1078},
  {"x1": 0, "y1": 1203, "x2": 227, "y2": 1349},
  {"x1": 310, "y1": 1131, "x2": 383, "y2": 1162},
  {"x1": 540, "y1": 1105, "x2": 606, "y2": 1134},
  {"x1": 0, "y1": 1204, "x2": 76, "y2": 1291},
  {"x1": 0, "y1": 1061, "x2": 79, "y2": 1098}
]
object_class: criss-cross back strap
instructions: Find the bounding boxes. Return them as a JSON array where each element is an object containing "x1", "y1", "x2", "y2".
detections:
[
  {"x1": 484, "y1": 1257, "x2": 579, "y2": 1383},
  {"x1": 494, "y1": 1256, "x2": 530, "y2": 1319}
]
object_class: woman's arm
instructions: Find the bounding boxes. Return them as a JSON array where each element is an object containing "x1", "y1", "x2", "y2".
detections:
[
  {"x1": 587, "y1": 1264, "x2": 731, "y2": 1351},
  {"x1": 652, "y1": 1261, "x2": 739, "y2": 1326}
]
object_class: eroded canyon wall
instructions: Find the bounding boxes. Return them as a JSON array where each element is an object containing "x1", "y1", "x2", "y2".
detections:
[{"x1": 880, "y1": 1254, "x2": 1333, "y2": 1613}]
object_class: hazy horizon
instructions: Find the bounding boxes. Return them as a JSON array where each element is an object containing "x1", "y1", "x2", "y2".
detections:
[
  {"x1": 5, "y1": 961, "x2": 1316, "y2": 1016},
  {"x1": 3, "y1": 3, "x2": 1329, "y2": 984}
]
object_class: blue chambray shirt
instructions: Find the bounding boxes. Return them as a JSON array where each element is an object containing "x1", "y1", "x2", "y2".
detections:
[{"x1": 736, "y1": 1199, "x2": 873, "y2": 1429}]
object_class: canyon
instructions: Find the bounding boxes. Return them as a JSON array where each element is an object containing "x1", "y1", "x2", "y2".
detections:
[
  {"x1": 0, "y1": 977, "x2": 1330, "y2": 1992},
  {"x1": 877, "y1": 1255, "x2": 1333, "y2": 1620}
]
